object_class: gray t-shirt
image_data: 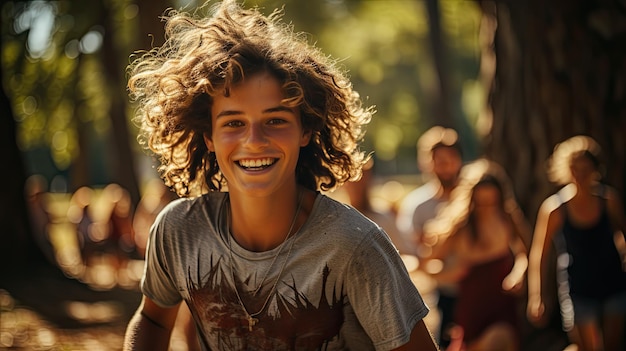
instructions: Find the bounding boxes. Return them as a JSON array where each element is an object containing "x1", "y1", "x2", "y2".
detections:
[{"x1": 142, "y1": 192, "x2": 429, "y2": 351}]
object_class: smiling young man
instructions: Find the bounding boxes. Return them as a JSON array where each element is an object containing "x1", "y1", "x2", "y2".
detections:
[{"x1": 123, "y1": 1, "x2": 439, "y2": 350}]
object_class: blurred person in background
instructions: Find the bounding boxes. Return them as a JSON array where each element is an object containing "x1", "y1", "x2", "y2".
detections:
[
  {"x1": 101, "y1": 183, "x2": 136, "y2": 277},
  {"x1": 67, "y1": 186, "x2": 97, "y2": 273},
  {"x1": 396, "y1": 125, "x2": 464, "y2": 348},
  {"x1": 68, "y1": 184, "x2": 136, "y2": 288},
  {"x1": 24, "y1": 174, "x2": 55, "y2": 265},
  {"x1": 132, "y1": 178, "x2": 200, "y2": 351},
  {"x1": 343, "y1": 158, "x2": 412, "y2": 255},
  {"x1": 132, "y1": 178, "x2": 178, "y2": 259},
  {"x1": 396, "y1": 126, "x2": 464, "y2": 256},
  {"x1": 422, "y1": 159, "x2": 530, "y2": 351},
  {"x1": 527, "y1": 135, "x2": 626, "y2": 351}
]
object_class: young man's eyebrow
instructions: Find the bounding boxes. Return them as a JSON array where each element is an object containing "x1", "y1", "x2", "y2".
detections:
[
  {"x1": 215, "y1": 110, "x2": 242, "y2": 119},
  {"x1": 263, "y1": 106, "x2": 294, "y2": 114},
  {"x1": 215, "y1": 106, "x2": 294, "y2": 119}
]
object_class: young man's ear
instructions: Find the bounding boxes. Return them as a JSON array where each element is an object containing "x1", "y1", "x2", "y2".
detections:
[
  {"x1": 300, "y1": 129, "x2": 312, "y2": 147},
  {"x1": 204, "y1": 133, "x2": 215, "y2": 152}
]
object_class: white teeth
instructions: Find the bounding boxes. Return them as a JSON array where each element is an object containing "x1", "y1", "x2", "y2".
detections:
[{"x1": 238, "y1": 158, "x2": 275, "y2": 168}]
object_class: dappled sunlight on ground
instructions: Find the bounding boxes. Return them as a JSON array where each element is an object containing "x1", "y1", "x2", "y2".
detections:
[
  {"x1": 0, "y1": 286, "x2": 202, "y2": 351},
  {"x1": 0, "y1": 289, "x2": 125, "y2": 350},
  {"x1": 2, "y1": 186, "x2": 206, "y2": 351}
]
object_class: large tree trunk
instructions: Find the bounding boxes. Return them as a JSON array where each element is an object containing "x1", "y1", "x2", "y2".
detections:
[
  {"x1": 97, "y1": 0, "x2": 171, "y2": 207},
  {"x1": 136, "y1": 0, "x2": 170, "y2": 50},
  {"x1": 97, "y1": 0, "x2": 148, "y2": 206},
  {"x1": 480, "y1": 0, "x2": 626, "y2": 223},
  {"x1": 0, "y1": 75, "x2": 50, "y2": 275},
  {"x1": 478, "y1": 1, "x2": 626, "y2": 349},
  {"x1": 425, "y1": 0, "x2": 454, "y2": 128}
]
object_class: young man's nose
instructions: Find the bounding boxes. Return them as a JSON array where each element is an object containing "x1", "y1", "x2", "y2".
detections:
[{"x1": 245, "y1": 123, "x2": 270, "y2": 147}]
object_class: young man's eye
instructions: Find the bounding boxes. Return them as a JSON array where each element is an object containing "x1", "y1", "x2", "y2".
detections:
[
  {"x1": 267, "y1": 118, "x2": 287, "y2": 125},
  {"x1": 224, "y1": 120, "x2": 244, "y2": 128}
]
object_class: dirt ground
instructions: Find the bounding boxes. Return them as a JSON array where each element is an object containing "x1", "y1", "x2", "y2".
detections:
[
  {"x1": 1, "y1": 262, "x2": 141, "y2": 351},
  {"x1": 0, "y1": 257, "x2": 206, "y2": 351}
]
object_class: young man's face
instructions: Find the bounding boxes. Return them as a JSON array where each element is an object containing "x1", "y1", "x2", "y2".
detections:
[{"x1": 204, "y1": 71, "x2": 311, "y2": 197}]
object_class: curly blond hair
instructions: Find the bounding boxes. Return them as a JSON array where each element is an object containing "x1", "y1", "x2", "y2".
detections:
[
  {"x1": 546, "y1": 135, "x2": 602, "y2": 185},
  {"x1": 127, "y1": 0, "x2": 372, "y2": 197}
]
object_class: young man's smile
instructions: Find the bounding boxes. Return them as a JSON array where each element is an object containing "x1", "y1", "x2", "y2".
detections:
[{"x1": 236, "y1": 157, "x2": 277, "y2": 171}]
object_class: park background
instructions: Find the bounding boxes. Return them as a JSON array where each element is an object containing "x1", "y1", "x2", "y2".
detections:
[{"x1": 1, "y1": 0, "x2": 625, "y2": 350}]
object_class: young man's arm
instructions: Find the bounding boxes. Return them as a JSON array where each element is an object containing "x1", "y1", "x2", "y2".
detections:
[{"x1": 123, "y1": 296, "x2": 181, "y2": 351}]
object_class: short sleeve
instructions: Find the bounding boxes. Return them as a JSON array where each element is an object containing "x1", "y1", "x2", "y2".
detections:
[
  {"x1": 140, "y1": 209, "x2": 183, "y2": 307},
  {"x1": 346, "y1": 228, "x2": 429, "y2": 350}
]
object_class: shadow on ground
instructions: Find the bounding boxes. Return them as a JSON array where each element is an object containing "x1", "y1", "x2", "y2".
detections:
[
  {"x1": 0, "y1": 262, "x2": 142, "y2": 350},
  {"x1": 2, "y1": 263, "x2": 141, "y2": 329}
]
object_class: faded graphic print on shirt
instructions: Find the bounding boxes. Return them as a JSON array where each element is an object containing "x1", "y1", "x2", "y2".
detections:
[{"x1": 186, "y1": 255, "x2": 345, "y2": 350}]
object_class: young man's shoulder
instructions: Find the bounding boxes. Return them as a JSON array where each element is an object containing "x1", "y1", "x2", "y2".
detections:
[
  {"x1": 157, "y1": 192, "x2": 226, "y2": 219},
  {"x1": 315, "y1": 194, "x2": 384, "y2": 235},
  {"x1": 318, "y1": 193, "x2": 368, "y2": 216}
]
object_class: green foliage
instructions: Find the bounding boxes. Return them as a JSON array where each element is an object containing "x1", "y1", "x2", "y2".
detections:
[
  {"x1": 2, "y1": 0, "x2": 140, "y2": 182},
  {"x1": 2, "y1": 0, "x2": 483, "y2": 182}
]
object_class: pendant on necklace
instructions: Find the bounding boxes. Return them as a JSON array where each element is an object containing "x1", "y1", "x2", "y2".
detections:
[{"x1": 247, "y1": 315, "x2": 259, "y2": 331}]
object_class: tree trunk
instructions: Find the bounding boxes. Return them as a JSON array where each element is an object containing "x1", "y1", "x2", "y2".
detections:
[
  {"x1": 425, "y1": 0, "x2": 454, "y2": 128},
  {"x1": 479, "y1": 0, "x2": 626, "y2": 223},
  {"x1": 99, "y1": 0, "x2": 143, "y2": 206},
  {"x1": 0, "y1": 75, "x2": 50, "y2": 275},
  {"x1": 136, "y1": 0, "x2": 170, "y2": 51},
  {"x1": 478, "y1": 1, "x2": 626, "y2": 349},
  {"x1": 69, "y1": 58, "x2": 92, "y2": 189}
]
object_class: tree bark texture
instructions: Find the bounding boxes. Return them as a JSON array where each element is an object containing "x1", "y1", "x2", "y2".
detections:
[
  {"x1": 98, "y1": 0, "x2": 143, "y2": 206},
  {"x1": 136, "y1": 0, "x2": 170, "y2": 51},
  {"x1": 425, "y1": 0, "x2": 454, "y2": 128},
  {"x1": 477, "y1": 3, "x2": 626, "y2": 349},
  {"x1": 479, "y1": 0, "x2": 626, "y2": 223},
  {"x1": 0, "y1": 75, "x2": 49, "y2": 274}
]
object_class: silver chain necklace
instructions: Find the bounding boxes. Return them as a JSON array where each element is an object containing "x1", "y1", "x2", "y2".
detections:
[{"x1": 227, "y1": 191, "x2": 303, "y2": 331}]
